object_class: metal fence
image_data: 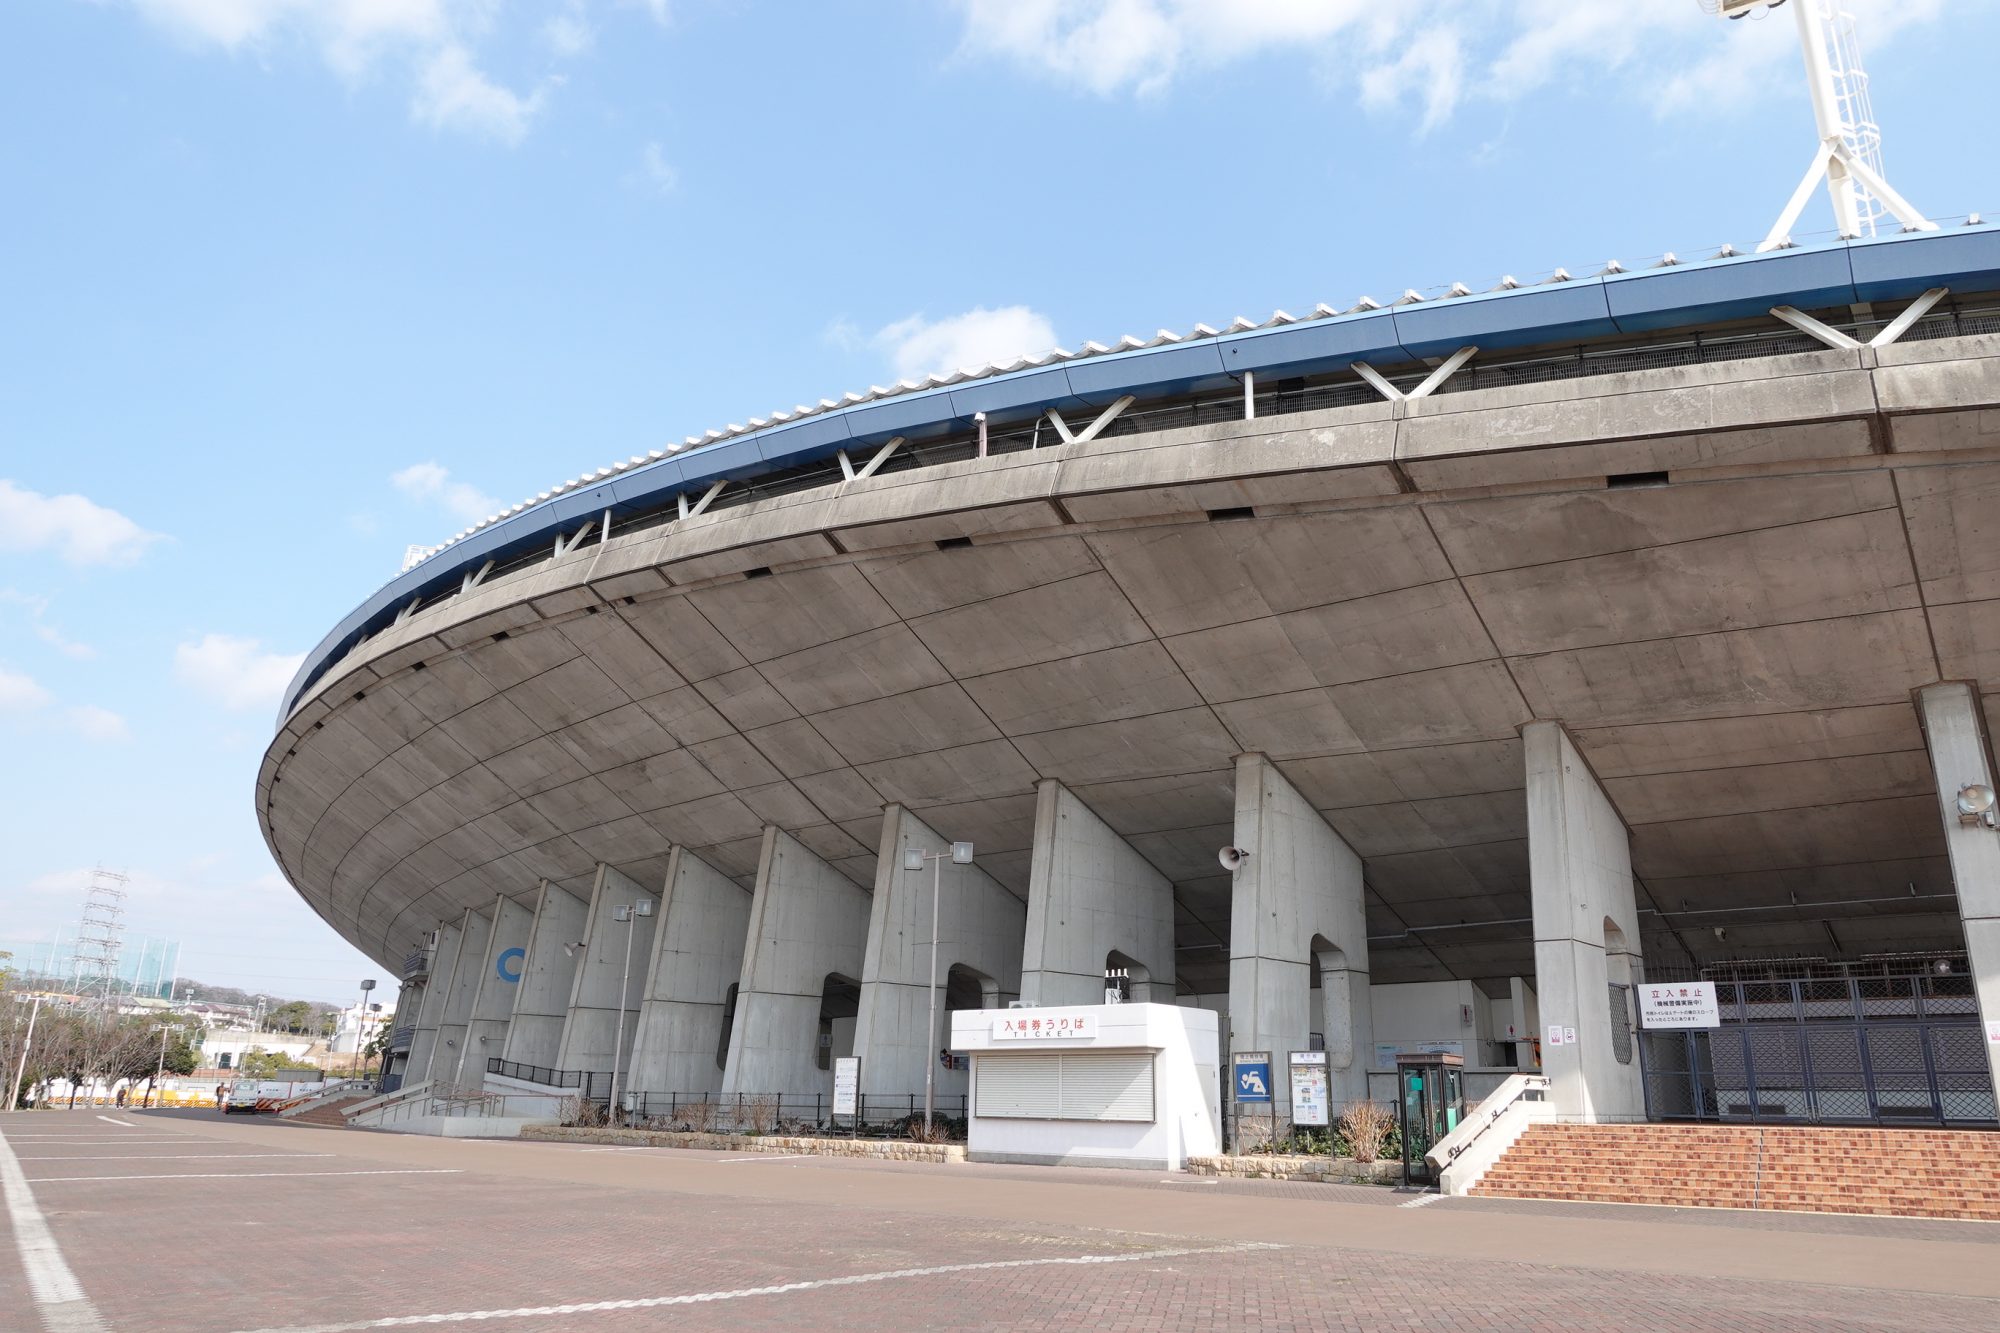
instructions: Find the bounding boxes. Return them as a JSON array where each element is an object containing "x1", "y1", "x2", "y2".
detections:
[
  {"x1": 1640, "y1": 971, "x2": 1997, "y2": 1126},
  {"x1": 617, "y1": 1091, "x2": 969, "y2": 1139},
  {"x1": 486, "y1": 1058, "x2": 610, "y2": 1101}
]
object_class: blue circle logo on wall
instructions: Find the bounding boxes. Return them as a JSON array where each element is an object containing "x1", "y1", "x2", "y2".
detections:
[{"x1": 496, "y1": 947, "x2": 525, "y2": 982}]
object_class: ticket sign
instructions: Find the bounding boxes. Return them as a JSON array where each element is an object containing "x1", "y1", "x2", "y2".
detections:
[
  {"x1": 1637, "y1": 981, "x2": 1722, "y2": 1030},
  {"x1": 1234, "y1": 1053, "x2": 1273, "y2": 1104},
  {"x1": 991, "y1": 1012, "x2": 1097, "y2": 1041},
  {"x1": 1288, "y1": 1051, "x2": 1330, "y2": 1126},
  {"x1": 831, "y1": 1056, "x2": 860, "y2": 1117}
]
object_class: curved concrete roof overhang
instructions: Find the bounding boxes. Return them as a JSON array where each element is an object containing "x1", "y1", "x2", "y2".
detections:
[
  {"x1": 277, "y1": 226, "x2": 2000, "y2": 723},
  {"x1": 261, "y1": 295, "x2": 2000, "y2": 990}
]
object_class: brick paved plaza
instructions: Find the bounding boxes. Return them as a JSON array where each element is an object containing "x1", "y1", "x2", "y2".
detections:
[{"x1": 3, "y1": 1110, "x2": 1998, "y2": 1332}]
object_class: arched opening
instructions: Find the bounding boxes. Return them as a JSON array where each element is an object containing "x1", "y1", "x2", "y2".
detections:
[
  {"x1": 714, "y1": 982, "x2": 739, "y2": 1072},
  {"x1": 1603, "y1": 918, "x2": 1634, "y2": 1066},
  {"x1": 941, "y1": 964, "x2": 994, "y2": 1083},
  {"x1": 1311, "y1": 934, "x2": 1353, "y2": 1068},
  {"x1": 1105, "y1": 950, "x2": 1153, "y2": 1003},
  {"x1": 817, "y1": 973, "x2": 861, "y2": 1072}
]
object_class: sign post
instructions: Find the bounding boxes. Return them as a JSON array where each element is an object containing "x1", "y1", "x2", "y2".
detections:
[
  {"x1": 832, "y1": 1056, "x2": 860, "y2": 1138},
  {"x1": 1232, "y1": 1051, "x2": 1272, "y2": 1150},
  {"x1": 1288, "y1": 1050, "x2": 1329, "y2": 1129}
]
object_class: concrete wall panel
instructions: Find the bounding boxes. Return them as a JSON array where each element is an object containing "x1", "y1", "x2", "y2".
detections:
[
  {"x1": 556, "y1": 864, "x2": 661, "y2": 1077},
  {"x1": 501, "y1": 880, "x2": 587, "y2": 1069},
  {"x1": 628, "y1": 847, "x2": 753, "y2": 1096},
  {"x1": 1021, "y1": 780, "x2": 1175, "y2": 1008}
]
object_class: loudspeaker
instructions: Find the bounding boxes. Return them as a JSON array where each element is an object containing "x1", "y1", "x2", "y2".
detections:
[{"x1": 1218, "y1": 846, "x2": 1249, "y2": 871}]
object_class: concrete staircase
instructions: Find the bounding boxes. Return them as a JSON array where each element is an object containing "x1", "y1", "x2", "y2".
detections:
[
  {"x1": 280, "y1": 1093, "x2": 372, "y2": 1127},
  {"x1": 1473, "y1": 1123, "x2": 2000, "y2": 1221}
]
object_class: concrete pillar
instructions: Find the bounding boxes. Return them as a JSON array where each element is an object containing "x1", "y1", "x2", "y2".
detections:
[
  {"x1": 720, "y1": 827, "x2": 872, "y2": 1100},
  {"x1": 404, "y1": 919, "x2": 462, "y2": 1086},
  {"x1": 1916, "y1": 682, "x2": 2000, "y2": 1095},
  {"x1": 556, "y1": 864, "x2": 661, "y2": 1077},
  {"x1": 1526, "y1": 721, "x2": 1645, "y2": 1121},
  {"x1": 501, "y1": 880, "x2": 588, "y2": 1069},
  {"x1": 1228, "y1": 753, "x2": 1372, "y2": 1112},
  {"x1": 853, "y1": 805, "x2": 1026, "y2": 1103},
  {"x1": 429, "y1": 906, "x2": 492, "y2": 1087},
  {"x1": 1020, "y1": 779, "x2": 1176, "y2": 1006},
  {"x1": 1509, "y1": 977, "x2": 1542, "y2": 1071},
  {"x1": 455, "y1": 893, "x2": 535, "y2": 1085},
  {"x1": 627, "y1": 847, "x2": 752, "y2": 1097}
]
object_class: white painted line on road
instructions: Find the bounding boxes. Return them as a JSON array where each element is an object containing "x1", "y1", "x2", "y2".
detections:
[
  {"x1": 578, "y1": 1146, "x2": 660, "y2": 1153},
  {"x1": 16, "y1": 1154, "x2": 337, "y2": 1162},
  {"x1": 1164, "y1": 1178, "x2": 1217, "y2": 1184},
  {"x1": 0, "y1": 1137, "x2": 198, "y2": 1143},
  {"x1": 29, "y1": 1169, "x2": 464, "y2": 1183},
  {"x1": 0, "y1": 1114, "x2": 108, "y2": 1332},
  {"x1": 93, "y1": 1117, "x2": 134, "y2": 1128},
  {"x1": 712, "y1": 1154, "x2": 813, "y2": 1163},
  {"x1": 1399, "y1": 1192, "x2": 1446, "y2": 1208},
  {"x1": 229, "y1": 1242, "x2": 1287, "y2": 1332}
]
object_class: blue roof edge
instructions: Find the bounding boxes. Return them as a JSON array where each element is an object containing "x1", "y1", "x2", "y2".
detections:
[{"x1": 274, "y1": 226, "x2": 2000, "y2": 726}]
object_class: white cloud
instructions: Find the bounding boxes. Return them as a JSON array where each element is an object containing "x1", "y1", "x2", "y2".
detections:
[
  {"x1": 174, "y1": 633, "x2": 306, "y2": 712},
  {"x1": 0, "y1": 666, "x2": 53, "y2": 712},
  {"x1": 628, "y1": 141, "x2": 678, "y2": 195},
  {"x1": 871, "y1": 307, "x2": 1059, "y2": 381},
  {"x1": 66, "y1": 705, "x2": 131, "y2": 742},
  {"x1": 35, "y1": 624, "x2": 97, "y2": 661},
  {"x1": 119, "y1": 0, "x2": 545, "y2": 145},
  {"x1": 413, "y1": 45, "x2": 551, "y2": 146},
  {"x1": 544, "y1": 1, "x2": 595, "y2": 58},
  {"x1": 0, "y1": 479, "x2": 162, "y2": 567},
  {"x1": 391, "y1": 461, "x2": 502, "y2": 525},
  {"x1": 951, "y1": 0, "x2": 1946, "y2": 129}
]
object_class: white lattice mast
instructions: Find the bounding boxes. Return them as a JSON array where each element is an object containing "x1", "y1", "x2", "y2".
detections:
[
  {"x1": 1712, "y1": 0, "x2": 1936, "y2": 251},
  {"x1": 70, "y1": 867, "x2": 129, "y2": 1002}
]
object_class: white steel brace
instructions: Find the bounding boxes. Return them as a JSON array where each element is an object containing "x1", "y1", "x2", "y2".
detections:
[
  {"x1": 678, "y1": 480, "x2": 727, "y2": 519},
  {"x1": 1045, "y1": 395, "x2": 1135, "y2": 446},
  {"x1": 1350, "y1": 346, "x2": 1477, "y2": 403},
  {"x1": 460, "y1": 559, "x2": 495, "y2": 593},
  {"x1": 1772, "y1": 286, "x2": 1950, "y2": 351},
  {"x1": 1242, "y1": 371, "x2": 1256, "y2": 421},
  {"x1": 1770, "y1": 305, "x2": 1861, "y2": 350},
  {"x1": 837, "y1": 436, "x2": 905, "y2": 483},
  {"x1": 393, "y1": 596, "x2": 420, "y2": 626},
  {"x1": 555, "y1": 521, "x2": 595, "y2": 557}
]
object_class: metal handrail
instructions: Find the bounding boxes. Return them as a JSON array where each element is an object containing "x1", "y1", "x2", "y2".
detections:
[{"x1": 1425, "y1": 1073, "x2": 1551, "y2": 1171}]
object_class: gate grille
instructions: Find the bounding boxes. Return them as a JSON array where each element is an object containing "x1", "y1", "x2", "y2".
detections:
[{"x1": 1640, "y1": 968, "x2": 1996, "y2": 1127}]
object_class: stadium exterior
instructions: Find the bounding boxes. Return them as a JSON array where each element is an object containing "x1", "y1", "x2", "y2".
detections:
[{"x1": 261, "y1": 226, "x2": 2000, "y2": 1127}]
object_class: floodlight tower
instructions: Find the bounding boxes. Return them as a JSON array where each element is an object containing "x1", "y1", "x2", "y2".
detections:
[{"x1": 1710, "y1": 0, "x2": 1936, "y2": 251}]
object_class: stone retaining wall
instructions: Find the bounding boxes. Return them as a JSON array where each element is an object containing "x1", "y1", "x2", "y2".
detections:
[
  {"x1": 1187, "y1": 1154, "x2": 1401, "y2": 1185},
  {"x1": 521, "y1": 1125, "x2": 965, "y2": 1163}
]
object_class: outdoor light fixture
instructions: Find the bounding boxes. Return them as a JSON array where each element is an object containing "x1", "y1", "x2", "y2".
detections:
[
  {"x1": 1955, "y1": 783, "x2": 1997, "y2": 828},
  {"x1": 950, "y1": 841, "x2": 974, "y2": 864}
]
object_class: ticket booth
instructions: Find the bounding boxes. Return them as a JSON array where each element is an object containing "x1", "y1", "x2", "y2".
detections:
[{"x1": 950, "y1": 1003, "x2": 1220, "y2": 1171}]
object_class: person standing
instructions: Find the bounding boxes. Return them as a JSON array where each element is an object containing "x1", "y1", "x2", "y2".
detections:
[{"x1": 217, "y1": 1082, "x2": 230, "y2": 1113}]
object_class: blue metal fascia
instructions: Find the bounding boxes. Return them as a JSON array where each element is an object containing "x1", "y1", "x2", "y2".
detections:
[
  {"x1": 842, "y1": 390, "x2": 967, "y2": 443},
  {"x1": 754, "y1": 414, "x2": 855, "y2": 468},
  {"x1": 1847, "y1": 225, "x2": 2000, "y2": 303},
  {"x1": 1392, "y1": 280, "x2": 1618, "y2": 361},
  {"x1": 1215, "y1": 307, "x2": 1407, "y2": 379},
  {"x1": 1062, "y1": 340, "x2": 1231, "y2": 402},
  {"x1": 1603, "y1": 242, "x2": 1857, "y2": 333},
  {"x1": 946, "y1": 365, "x2": 1086, "y2": 423}
]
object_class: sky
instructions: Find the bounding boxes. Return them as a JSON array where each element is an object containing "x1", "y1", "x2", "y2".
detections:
[{"x1": 0, "y1": 0, "x2": 1989, "y2": 1005}]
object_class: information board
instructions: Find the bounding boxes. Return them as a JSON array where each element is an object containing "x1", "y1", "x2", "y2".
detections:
[
  {"x1": 831, "y1": 1056, "x2": 860, "y2": 1117},
  {"x1": 1636, "y1": 981, "x2": 1722, "y2": 1030},
  {"x1": 1288, "y1": 1050, "x2": 1329, "y2": 1126}
]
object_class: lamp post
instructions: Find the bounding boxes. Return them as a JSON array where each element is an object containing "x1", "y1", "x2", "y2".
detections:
[
  {"x1": 9, "y1": 994, "x2": 41, "y2": 1112},
  {"x1": 901, "y1": 840, "x2": 974, "y2": 1133},
  {"x1": 355, "y1": 979, "x2": 377, "y2": 1081},
  {"x1": 607, "y1": 897, "x2": 654, "y2": 1126}
]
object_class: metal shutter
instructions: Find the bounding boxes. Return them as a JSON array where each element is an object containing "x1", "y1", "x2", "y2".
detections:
[
  {"x1": 974, "y1": 1052, "x2": 1155, "y2": 1122},
  {"x1": 1056, "y1": 1052, "x2": 1155, "y2": 1122},
  {"x1": 976, "y1": 1054, "x2": 1063, "y2": 1119}
]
